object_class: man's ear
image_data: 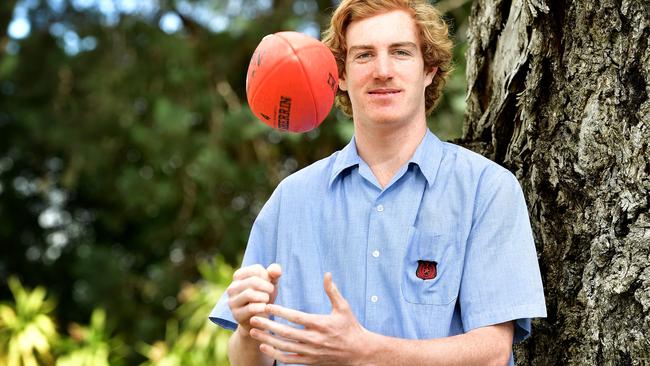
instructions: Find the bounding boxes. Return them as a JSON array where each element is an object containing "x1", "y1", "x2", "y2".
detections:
[
  {"x1": 425, "y1": 66, "x2": 438, "y2": 87},
  {"x1": 339, "y1": 74, "x2": 348, "y2": 91}
]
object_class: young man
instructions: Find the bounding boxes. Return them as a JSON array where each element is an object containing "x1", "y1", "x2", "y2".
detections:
[{"x1": 210, "y1": 0, "x2": 546, "y2": 365}]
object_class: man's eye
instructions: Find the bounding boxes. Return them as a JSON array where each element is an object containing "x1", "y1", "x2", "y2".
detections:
[
  {"x1": 394, "y1": 49, "x2": 412, "y2": 56},
  {"x1": 356, "y1": 52, "x2": 371, "y2": 59}
]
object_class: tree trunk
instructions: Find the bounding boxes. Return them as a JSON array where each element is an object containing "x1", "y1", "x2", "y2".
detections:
[{"x1": 462, "y1": 0, "x2": 649, "y2": 364}]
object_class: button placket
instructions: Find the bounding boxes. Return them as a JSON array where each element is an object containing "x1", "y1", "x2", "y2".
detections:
[{"x1": 366, "y1": 198, "x2": 386, "y2": 322}]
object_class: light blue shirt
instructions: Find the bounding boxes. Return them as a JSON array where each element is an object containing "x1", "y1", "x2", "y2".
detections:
[{"x1": 210, "y1": 130, "x2": 546, "y2": 364}]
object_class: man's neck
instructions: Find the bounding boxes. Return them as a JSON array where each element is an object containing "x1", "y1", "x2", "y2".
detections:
[{"x1": 354, "y1": 120, "x2": 427, "y2": 189}]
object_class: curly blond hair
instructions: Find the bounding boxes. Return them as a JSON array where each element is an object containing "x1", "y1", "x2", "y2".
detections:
[{"x1": 322, "y1": 0, "x2": 454, "y2": 117}]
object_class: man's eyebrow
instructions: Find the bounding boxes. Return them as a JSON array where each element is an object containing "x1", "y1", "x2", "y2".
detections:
[
  {"x1": 348, "y1": 45, "x2": 373, "y2": 54},
  {"x1": 348, "y1": 42, "x2": 418, "y2": 54},
  {"x1": 390, "y1": 42, "x2": 418, "y2": 49}
]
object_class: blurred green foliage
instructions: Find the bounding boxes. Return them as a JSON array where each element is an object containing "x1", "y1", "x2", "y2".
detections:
[
  {"x1": 0, "y1": 258, "x2": 233, "y2": 365},
  {"x1": 0, "y1": 277, "x2": 58, "y2": 366},
  {"x1": 0, "y1": 0, "x2": 470, "y2": 364}
]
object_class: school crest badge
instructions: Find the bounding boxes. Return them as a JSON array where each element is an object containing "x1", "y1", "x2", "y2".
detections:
[{"x1": 416, "y1": 260, "x2": 437, "y2": 280}]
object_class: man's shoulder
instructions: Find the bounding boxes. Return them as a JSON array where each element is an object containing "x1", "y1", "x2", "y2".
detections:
[
  {"x1": 277, "y1": 149, "x2": 340, "y2": 193},
  {"x1": 440, "y1": 141, "x2": 515, "y2": 184}
]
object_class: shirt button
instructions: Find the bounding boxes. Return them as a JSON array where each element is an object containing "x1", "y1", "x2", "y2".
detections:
[
  {"x1": 372, "y1": 250, "x2": 380, "y2": 258},
  {"x1": 376, "y1": 205, "x2": 384, "y2": 212},
  {"x1": 370, "y1": 295, "x2": 378, "y2": 303}
]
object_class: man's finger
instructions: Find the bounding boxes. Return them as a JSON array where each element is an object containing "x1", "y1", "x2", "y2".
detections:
[
  {"x1": 324, "y1": 272, "x2": 347, "y2": 311},
  {"x1": 265, "y1": 304, "x2": 319, "y2": 327},
  {"x1": 233, "y1": 264, "x2": 270, "y2": 281},
  {"x1": 259, "y1": 344, "x2": 310, "y2": 365},
  {"x1": 267, "y1": 263, "x2": 282, "y2": 284},
  {"x1": 250, "y1": 316, "x2": 314, "y2": 344},
  {"x1": 228, "y1": 288, "x2": 270, "y2": 309},
  {"x1": 249, "y1": 328, "x2": 310, "y2": 355},
  {"x1": 232, "y1": 302, "x2": 266, "y2": 323},
  {"x1": 227, "y1": 276, "x2": 275, "y2": 297}
]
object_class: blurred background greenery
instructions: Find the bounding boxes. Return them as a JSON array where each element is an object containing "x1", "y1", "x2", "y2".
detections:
[{"x1": 0, "y1": 0, "x2": 470, "y2": 364}]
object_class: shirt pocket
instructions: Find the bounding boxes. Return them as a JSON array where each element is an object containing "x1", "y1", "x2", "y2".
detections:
[{"x1": 401, "y1": 226, "x2": 461, "y2": 305}]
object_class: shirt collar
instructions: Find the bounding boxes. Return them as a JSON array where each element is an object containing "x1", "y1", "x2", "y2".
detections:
[
  {"x1": 407, "y1": 129, "x2": 444, "y2": 188},
  {"x1": 329, "y1": 136, "x2": 362, "y2": 187},
  {"x1": 329, "y1": 129, "x2": 444, "y2": 188}
]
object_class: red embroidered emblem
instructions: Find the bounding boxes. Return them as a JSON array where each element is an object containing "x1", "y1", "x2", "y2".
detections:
[{"x1": 416, "y1": 260, "x2": 437, "y2": 280}]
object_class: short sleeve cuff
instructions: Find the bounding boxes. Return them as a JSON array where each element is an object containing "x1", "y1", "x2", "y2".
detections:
[
  {"x1": 209, "y1": 315, "x2": 237, "y2": 332},
  {"x1": 463, "y1": 303, "x2": 547, "y2": 343},
  {"x1": 208, "y1": 293, "x2": 238, "y2": 332}
]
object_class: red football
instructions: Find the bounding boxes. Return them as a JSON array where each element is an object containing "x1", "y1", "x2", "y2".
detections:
[{"x1": 246, "y1": 31, "x2": 339, "y2": 133}]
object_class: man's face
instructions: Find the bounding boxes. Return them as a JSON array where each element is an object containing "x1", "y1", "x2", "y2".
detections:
[{"x1": 339, "y1": 10, "x2": 436, "y2": 127}]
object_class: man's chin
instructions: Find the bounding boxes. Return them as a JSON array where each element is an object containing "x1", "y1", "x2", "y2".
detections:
[
  {"x1": 350, "y1": 106, "x2": 411, "y2": 126},
  {"x1": 367, "y1": 112, "x2": 407, "y2": 126}
]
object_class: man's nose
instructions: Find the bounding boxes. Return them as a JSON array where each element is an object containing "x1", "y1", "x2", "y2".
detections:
[{"x1": 372, "y1": 53, "x2": 393, "y2": 80}]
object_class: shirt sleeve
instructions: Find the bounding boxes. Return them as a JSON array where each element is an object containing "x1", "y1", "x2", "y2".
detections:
[
  {"x1": 208, "y1": 184, "x2": 283, "y2": 331},
  {"x1": 459, "y1": 169, "x2": 547, "y2": 343}
]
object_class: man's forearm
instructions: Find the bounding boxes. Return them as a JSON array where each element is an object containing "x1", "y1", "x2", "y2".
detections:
[
  {"x1": 364, "y1": 322, "x2": 514, "y2": 366},
  {"x1": 227, "y1": 327, "x2": 274, "y2": 366}
]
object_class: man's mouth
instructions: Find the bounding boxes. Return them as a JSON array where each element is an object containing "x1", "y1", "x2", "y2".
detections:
[{"x1": 368, "y1": 88, "x2": 401, "y2": 95}]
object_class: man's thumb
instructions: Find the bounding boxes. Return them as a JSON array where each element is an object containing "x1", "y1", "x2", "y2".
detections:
[
  {"x1": 324, "y1": 272, "x2": 346, "y2": 310},
  {"x1": 267, "y1": 263, "x2": 282, "y2": 284}
]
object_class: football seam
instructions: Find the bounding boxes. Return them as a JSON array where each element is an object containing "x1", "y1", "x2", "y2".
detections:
[
  {"x1": 249, "y1": 56, "x2": 296, "y2": 129},
  {"x1": 275, "y1": 33, "x2": 321, "y2": 129}
]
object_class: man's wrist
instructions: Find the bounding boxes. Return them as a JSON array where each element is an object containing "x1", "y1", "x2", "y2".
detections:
[
  {"x1": 229, "y1": 325, "x2": 274, "y2": 366},
  {"x1": 234, "y1": 325, "x2": 256, "y2": 342},
  {"x1": 357, "y1": 329, "x2": 385, "y2": 366}
]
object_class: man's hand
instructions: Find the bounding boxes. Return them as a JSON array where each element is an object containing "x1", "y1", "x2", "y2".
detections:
[
  {"x1": 226, "y1": 263, "x2": 282, "y2": 335},
  {"x1": 249, "y1": 272, "x2": 369, "y2": 365}
]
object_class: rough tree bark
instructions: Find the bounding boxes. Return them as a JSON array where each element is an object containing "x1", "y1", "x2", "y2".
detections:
[{"x1": 462, "y1": 0, "x2": 649, "y2": 364}]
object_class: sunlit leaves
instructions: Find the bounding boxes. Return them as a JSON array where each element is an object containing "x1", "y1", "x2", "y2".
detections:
[
  {"x1": 139, "y1": 257, "x2": 233, "y2": 366},
  {"x1": 0, "y1": 277, "x2": 57, "y2": 366},
  {"x1": 55, "y1": 309, "x2": 125, "y2": 366}
]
